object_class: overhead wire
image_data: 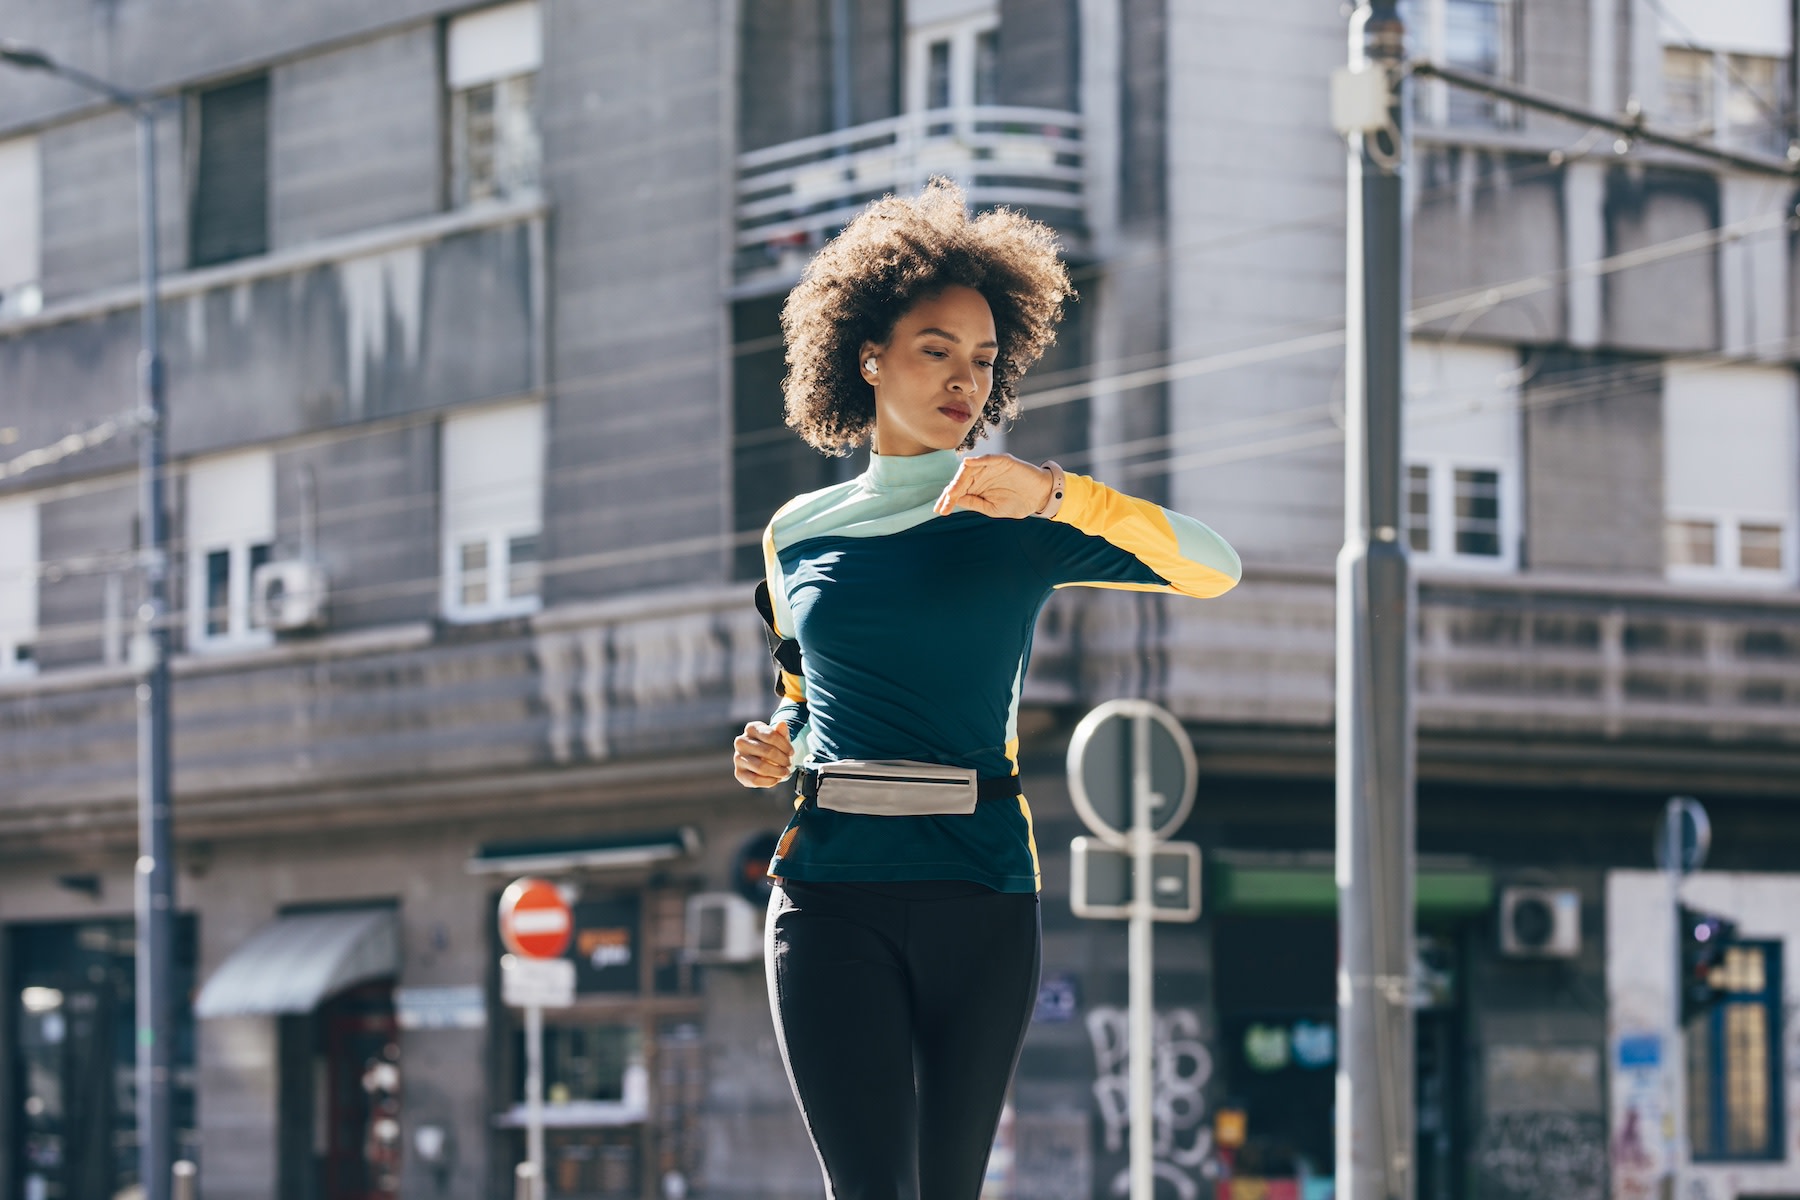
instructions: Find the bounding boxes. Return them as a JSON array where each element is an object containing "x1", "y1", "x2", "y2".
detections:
[
  {"x1": 5, "y1": 195, "x2": 1794, "y2": 597},
  {"x1": 17, "y1": 330, "x2": 1796, "y2": 652}
]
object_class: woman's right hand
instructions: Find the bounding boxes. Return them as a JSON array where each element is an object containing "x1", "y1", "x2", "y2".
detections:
[{"x1": 733, "y1": 721, "x2": 794, "y2": 788}]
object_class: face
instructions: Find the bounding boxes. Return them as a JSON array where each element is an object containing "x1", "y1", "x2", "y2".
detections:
[{"x1": 860, "y1": 285, "x2": 997, "y2": 457}]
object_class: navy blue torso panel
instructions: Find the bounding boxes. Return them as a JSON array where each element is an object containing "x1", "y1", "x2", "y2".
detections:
[{"x1": 761, "y1": 449, "x2": 1240, "y2": 893}]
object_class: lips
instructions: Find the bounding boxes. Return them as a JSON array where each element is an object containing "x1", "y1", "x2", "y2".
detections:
[{"x1": 939, "y1": 403, "x2": 972, "y2": 423}]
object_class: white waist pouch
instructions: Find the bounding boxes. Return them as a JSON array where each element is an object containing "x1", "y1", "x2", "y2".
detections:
[{"x1": 811, "y1": 759, "x2": 979, "y2": 816}]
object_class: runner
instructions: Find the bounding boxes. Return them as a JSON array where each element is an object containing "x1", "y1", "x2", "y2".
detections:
[{"x1": 731, "y1": 178, "x2": 1241, "y2": 1200}]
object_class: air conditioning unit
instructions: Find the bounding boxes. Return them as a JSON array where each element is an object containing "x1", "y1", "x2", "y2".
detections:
[
  {"x1": 1499, "y1": 886, "x2": 1581, "y2": 958},
  {"x1": 252, "y1": 559, "x2": 328, "y2": 632},
  {"x1": 684, "y1": 892, "x2": 761, "y2": 964}
]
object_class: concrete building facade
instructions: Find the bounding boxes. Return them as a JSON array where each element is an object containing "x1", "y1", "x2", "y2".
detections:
[{"x1": 1, "y1": 0, "x2": 1798, "y2": 1198}]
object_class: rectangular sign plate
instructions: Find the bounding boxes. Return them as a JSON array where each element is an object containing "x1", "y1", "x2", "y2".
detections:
[
  {"x1": 1070, "y1": 837, "x2": 1201, "y2": 922},
  {"x1": 501, "y1": 955, "x2": 576, "y2": 1009}
]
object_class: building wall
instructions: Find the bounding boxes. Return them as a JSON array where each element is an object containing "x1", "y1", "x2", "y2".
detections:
[
  {"x1": 1609, "y1": 870, "x2": 1800, "y2": 1200},
  {"x1": 1165, "y1": 0, "x2": 1347, "y2": 568},
  {"x1": 538, "y1": 0, "x2": 732, "y2": 599},
  {"x1": 35, "y1": 479, "x2": 137, "y2": 670},
  {"x1": 37, "y1": 107, "x2": 186, "y2": 301},
  {"x1": 268, "y1": 24, "x2": 443, "y2": 249},
  {"x1": 1522, "y1": 349, "x2": 1665, "y2": 574}
]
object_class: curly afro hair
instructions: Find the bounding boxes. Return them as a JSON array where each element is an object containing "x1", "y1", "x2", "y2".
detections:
[{"x1": 780, "y1": 178, "x2": 1074, "y2": 454}]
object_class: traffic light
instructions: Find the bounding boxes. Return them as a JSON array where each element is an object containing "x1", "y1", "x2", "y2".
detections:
[{"x1": 1678, "y1": 905, "x2": 1737, "y2": 1022}]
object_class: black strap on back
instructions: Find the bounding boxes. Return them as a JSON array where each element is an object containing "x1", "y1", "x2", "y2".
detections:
[
  {"x1": 796, "y1": 768, "x2": 1025, "y2": 806},
  {"x1": 754, "y1": 581, "x2": 804, "y2": 685}
]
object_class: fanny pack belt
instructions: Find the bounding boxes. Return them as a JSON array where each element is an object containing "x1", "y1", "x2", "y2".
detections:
[{"x1": 798, "y1": 762, "x2": 1023, "y2": 817}]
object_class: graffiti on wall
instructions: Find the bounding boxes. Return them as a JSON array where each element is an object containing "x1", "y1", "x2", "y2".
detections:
[
  {"x1": 1086, "y1": 1005, "x2": 1217, "y2": 1200},
  {"x1": 1474, "y1": 1112, "x2": 1607, "y2": 1200}
]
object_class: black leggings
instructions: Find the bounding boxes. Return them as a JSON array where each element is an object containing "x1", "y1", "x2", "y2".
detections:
[{"x1": 765, "y1": 878, "x2": 1042, "y2": 1200}]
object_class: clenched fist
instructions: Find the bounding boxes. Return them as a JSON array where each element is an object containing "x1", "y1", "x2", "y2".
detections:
[{"x1": 733, "y1": 720, "x2": 794, "y2": 788}]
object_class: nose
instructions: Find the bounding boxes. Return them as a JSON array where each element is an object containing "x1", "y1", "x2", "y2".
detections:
[{"x1": 946, "y1": 361, "x2": 975, "y2": 394}]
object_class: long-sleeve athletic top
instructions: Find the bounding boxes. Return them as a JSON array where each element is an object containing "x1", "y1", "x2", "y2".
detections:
[{"x1": 761, "y1": 448, "x2": 1241, "y2": 893}]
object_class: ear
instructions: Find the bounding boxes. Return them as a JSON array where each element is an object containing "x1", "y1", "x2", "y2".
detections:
[{"x1": 857, "y1": 341, "x2": 881, "y2": 384}]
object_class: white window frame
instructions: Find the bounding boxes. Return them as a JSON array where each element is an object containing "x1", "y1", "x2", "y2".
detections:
[
  {"x1": 441, "y1": 402, "x2": 544, "y2": 623},
  {"x1": 904, "y1": 9, "x2": 1001, "y2": 115},
  {"x1": 0, "y1": 135, "x2": 43, "y2": 321},
  {"x1": 1405, "y1": 456, "x2": 1520, "y2": 571},
  {"x1": 1662, "y1": 363, "x2": 1799, "y2": 589},
  {"x1": 447, "y1": 0, "x2": 543, "y2": 207},
  {"x1": 0, "y1": 495, "x2": 39, "y2": 678},
  {"x1": 184, "y1": 450, "x2": 275, "y2": 652},
  {"x1": 1405, "y1": 340, "x2": 1523, "y2": 572}
]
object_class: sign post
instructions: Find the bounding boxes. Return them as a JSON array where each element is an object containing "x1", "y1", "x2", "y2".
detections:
[
  {"x1": 498, "y1": 878, "x2": 576, "y2": 1200},
  {"x1": 1656, "y1": 796, "x2": 1710, "y2": 1200},
  {"x1": 1068, "y1": 700, "x2": 1201, "y2": 1200}
]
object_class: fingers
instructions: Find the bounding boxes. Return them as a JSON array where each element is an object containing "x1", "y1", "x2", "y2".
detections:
[
  {"x1": 733, "y1": 721, "x2": 794, "y2": 788},
  {"x1": 934, "y1": 454, "x2": 1039, "y2": 518}
]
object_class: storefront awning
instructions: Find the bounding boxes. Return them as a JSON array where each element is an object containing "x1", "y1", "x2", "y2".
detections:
[
  {"x1": 194, "y1": 908, "x2": 399, "y2": 1019},
  {"x1": 465, "y1": 826, "x2": 699, "y2": 876}
]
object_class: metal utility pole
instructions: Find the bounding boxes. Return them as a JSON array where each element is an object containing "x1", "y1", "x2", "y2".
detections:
[
  {"x1": 0, "y1": 42, "x2": 175, "y2": 1200},
  {"x1": 1330, "y1": 6, "x2": 1415, "y2": 1200}
]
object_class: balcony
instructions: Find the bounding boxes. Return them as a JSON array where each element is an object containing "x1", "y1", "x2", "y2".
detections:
[{"x1": 733, "y1": 106, "x2": 1087, "y2": 290}]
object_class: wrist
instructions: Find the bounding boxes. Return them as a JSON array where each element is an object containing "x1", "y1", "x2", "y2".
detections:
[{"x1": 1033, "y1": 460, "x2": 1065, "y2": 519}]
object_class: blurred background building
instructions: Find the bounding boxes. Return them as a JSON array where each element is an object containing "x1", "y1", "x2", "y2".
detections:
[{"x1": 0, "y1": 0, "x2": 1797, "y2": 1198}]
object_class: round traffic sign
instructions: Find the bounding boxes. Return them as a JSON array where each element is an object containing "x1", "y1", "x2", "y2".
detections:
[
  {"x1": 1066, "y1": 700, "x2": 1197, "y2": 846},
  {"x1": 498, "y1": 877, "x2": 573, "y2": 960}
]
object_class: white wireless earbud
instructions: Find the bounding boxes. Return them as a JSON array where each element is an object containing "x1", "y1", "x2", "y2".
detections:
[{"x1": 865, "y1": 358, "x2": 878, "y2": 374}]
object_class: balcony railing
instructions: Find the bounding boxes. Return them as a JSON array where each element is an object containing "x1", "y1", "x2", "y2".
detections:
[
  {"x1": 734, "y1": 106, "x2": 1086, "y2": 286},
  {"x1": 3, "y1": 572, "x2": 1797, "y2": 848}
]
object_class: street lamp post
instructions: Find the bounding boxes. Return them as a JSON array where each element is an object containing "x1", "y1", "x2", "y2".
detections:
[{"x1": 0, "y1": 42, "x2": 175, "y2": 1200}]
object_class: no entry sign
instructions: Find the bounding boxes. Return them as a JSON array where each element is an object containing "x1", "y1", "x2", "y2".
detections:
[{"x1": 498, "y1": 877, "x2": 573, "y2": 960}]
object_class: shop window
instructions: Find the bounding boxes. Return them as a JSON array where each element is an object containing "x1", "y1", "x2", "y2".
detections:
[
  {"x1": 494, "y1": 886, "x2": 704, "y2": 1198},
  {"x1": 441, "y1": 401, "x2": 544, "y2": 620},
  {"x1": 447, "y1": 0, "x2": 542, "y2": 206},
  {"x1": 1688, "y1": 941, "x2": 1783, "y2": 1161},
  {"x1": 188, "y1": 74, "x2": 269, "y2": 267},
  {"x1": 8, "y1": 917, "x2": 199, "y2": 1200},
  {"x1": 0, "y1": 134, "x2": 42, "y2": 319},
  {"x1": 1664, "y1": 363, "x2": 1798, "y2": 587},
  {"x1": 185, "y1": 450, "x2": 275, "y2": 650},
  {"x1": 0, "y1": 494, "x2": 38, "y2": 676},
  {"x1": 1405, "y1": 340, "x2": 1521, "y2": 570}
]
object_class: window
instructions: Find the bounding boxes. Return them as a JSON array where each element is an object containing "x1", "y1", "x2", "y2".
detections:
[
  {"x1": 184, "y1": 450, "x2": 274, "y2": 650},
  {"x1": 1404, "y1": 341, "x2": 1521, "y2": 569},
  {"x1": 0, "y1": 136, "x2": 42, "y2": 320},
  {"x1": 448, "y1": 0, "x2": 542, "y2": 206},
  {"x1": 905, "y1": 8, "x2": 1001, "y2": 115},
  {"x1": 0, "y1": 496, "x2": 38, "y2": 676},
  {"x1": 1664, "y1": 364, "x2": 1798, "y2": 586},
  {"x1": 1688, "y1": 941, "x2": 1783, "y2": 1162},
  {"x1": 442, "y1": 401, "x2": 543, "y2": 620},
  {"x1": 188, "y1": 75, "x2": 269, "y2": 267},
  {"x1": 1656, "y1": 0, "x2": 1792, "y2": 154},
  {"x1": 1401, "y1": 0, "x2": 1515, "y2": 127}
]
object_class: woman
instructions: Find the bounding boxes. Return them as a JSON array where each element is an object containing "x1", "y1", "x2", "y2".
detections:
[{"x1": 731, "y1": 179, "x2": 1240, "y2": 1200}]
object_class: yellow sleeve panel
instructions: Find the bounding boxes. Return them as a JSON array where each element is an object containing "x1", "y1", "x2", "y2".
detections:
[{"x1": 1051, "y1": 472, "x2": 1243, "y2": 599}]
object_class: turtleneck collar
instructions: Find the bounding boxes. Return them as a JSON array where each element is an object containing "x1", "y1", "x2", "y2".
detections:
[{"x1": 861, "y1": 448, "x2": 961, "y2": 493}]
